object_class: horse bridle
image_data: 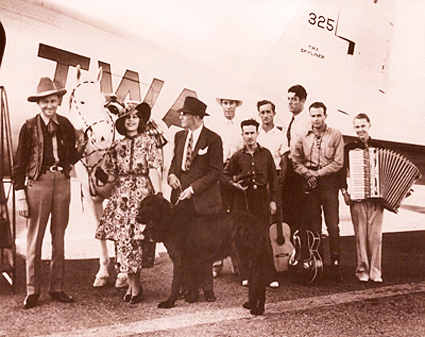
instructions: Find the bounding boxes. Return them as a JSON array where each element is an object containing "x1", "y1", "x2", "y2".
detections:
[
  {"x1": 69, "y1": 80, "x2": 115, "y2": 154},
  {"x1": 70, "y1": 80, "x2": 115, "y2": 197}
]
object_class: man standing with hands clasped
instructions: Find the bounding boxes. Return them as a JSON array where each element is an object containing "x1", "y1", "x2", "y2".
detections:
[
  {"x1": 13, "y1": 77, "x2": 87, "y2": 309},
  {"x1": 168, "y1": 96, "x2": 223, "y2": 303},
  {"x1": 291, "y1": 102, "x2": 344, "y2": 282}
]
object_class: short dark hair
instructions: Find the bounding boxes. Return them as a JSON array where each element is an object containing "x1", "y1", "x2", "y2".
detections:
[
  {"x1": 309, "y1": 101, "x2": 327, "y2": 115},
  {"x1": 240, "y1": 118, "x2": 259, "y2": 131},
  {"x1": 256, "y1": 100, "x2": 275, "y2": 112},
  {"x1": 354, "y1": 112, "x2": 371, "y2": 123},
  {"x1": 288, "y1": 84, "x2": 307, "y2": 101}
]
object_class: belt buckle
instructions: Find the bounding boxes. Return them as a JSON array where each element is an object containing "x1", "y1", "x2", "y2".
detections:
[{"x1": 50, "y1": 165, "x2": 63, "y2": 173}]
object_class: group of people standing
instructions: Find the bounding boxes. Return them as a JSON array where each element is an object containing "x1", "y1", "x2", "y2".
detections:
[{"x1": 13, "y1": 77, "x2": 386, "y2": 309}]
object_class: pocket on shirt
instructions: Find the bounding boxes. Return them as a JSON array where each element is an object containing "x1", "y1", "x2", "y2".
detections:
[{"x1": 323, "y1": 146, "x2": 335, "y2": 160}]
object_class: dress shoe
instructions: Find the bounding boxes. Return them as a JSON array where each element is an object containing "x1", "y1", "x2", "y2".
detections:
[
  {"x1": 241, "y1": 280, "x2": 249, "y2": 287},
  {"x1": 48, "y1": 291, "x2": 74, "y2": 303},
  {"x1": 123, "y1": 293, "x2": 132, "y2": 302},
  {"x1": 269, "y1": 281, "x2": 279, "y2": 288},
  {"x1": 372, "y1": 277, "x2": 383, "y2": 283},
  {"x1": 358, "y1": 276, "x2": 369, "y2": 283},
  {"x1": 23, "y1": 294, "x2": 39, "y2": 309},
  {"x1": 129, "y1": 291, "x2": 143, "y2": 304},
  {"x1": 331, "y1": 261, "x2": 343, "y2": 283},
  {"x1": 204, "y1": 290, "x2": 216, "y2": 302}
]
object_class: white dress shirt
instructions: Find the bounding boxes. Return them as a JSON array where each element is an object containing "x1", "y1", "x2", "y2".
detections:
[
  {"x1": 182, "y1": 124, "x2": 203, "y2": 171},
  {"x1": 257, "y1": 125, "x2": 288, "y2": 169},
  {"x1": 288, "y1": 109, "x2": 311, "y2": 156}
]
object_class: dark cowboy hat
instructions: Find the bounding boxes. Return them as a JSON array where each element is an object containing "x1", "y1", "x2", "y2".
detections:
[
  {"x1": 115, "y1": 101, "x2": 151, "y2": 136},
  {"x1": 178, "y1": 96, "x2": 209, "y2": 117},
  {"x1": 27, "y1": 77, "x2": 67, "y2": 102}
]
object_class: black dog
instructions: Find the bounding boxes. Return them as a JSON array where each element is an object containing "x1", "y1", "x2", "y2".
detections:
[{"x1": 136, "y1": 193, "x2": 268, "y2": 315}]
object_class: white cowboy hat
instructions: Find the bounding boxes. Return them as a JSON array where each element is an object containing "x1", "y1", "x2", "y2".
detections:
[{"x1": 216, "y1": 97, "x2": 243, "y2": 107}]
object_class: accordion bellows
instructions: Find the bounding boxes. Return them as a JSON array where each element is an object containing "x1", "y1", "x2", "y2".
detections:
[{"x1": 349, "y1": 148, "x2": 422, "y2": 213}]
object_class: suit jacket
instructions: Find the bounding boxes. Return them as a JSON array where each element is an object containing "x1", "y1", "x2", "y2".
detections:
[{"x1": 169, "y1": 126, "x2": 223, "y2": 214}]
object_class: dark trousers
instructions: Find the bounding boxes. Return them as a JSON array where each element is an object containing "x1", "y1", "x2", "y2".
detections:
[
  {"x1": 233, "y1": 186, "x2": 277, "y2": 283},
  {"x1": 303, "y1": 174, "x2": 341, "y2": 263},
  {"x1": 281, "y1": 162, "x2": 306, "y2": 235},
  {"x1": 173, "y1": 198, "x2": 214, "y2": 293}
]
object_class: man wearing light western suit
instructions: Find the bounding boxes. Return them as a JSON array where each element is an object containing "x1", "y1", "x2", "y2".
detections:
[{"x1": 168, "y1": 96, "x2": 223, "y2": 303}]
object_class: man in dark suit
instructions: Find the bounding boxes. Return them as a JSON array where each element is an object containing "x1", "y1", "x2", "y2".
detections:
[{"x1": 168, "y1": 96, "x2": 223, "y2": 302}]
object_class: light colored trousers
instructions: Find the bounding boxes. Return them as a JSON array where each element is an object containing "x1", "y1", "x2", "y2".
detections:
[
  {"x1": 350, "y1": 200, "x2": 384, "y2": 281},
  {"x1": 26, "y1": 171, "x2": 70, "y2": 295}
]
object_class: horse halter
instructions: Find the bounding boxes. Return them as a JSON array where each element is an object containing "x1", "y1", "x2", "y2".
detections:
[{"x1": 69, "y1": 80, "x2": 115, "y2": 153}]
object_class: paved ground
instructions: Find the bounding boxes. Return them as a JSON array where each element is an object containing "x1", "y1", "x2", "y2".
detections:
[{"x1": 1, "y1": 180, "x2": 424, "y2": 336}]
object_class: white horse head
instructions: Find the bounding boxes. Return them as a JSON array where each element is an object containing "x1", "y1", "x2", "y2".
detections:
[{"x1": 69, "y1": 65, "x2": 115, "y2": 152}]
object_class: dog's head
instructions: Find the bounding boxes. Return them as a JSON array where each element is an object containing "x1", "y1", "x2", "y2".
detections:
[{"x1": 137, "y1": 192, "x2": 172, "y2": 224}]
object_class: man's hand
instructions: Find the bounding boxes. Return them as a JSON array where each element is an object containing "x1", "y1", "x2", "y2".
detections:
[
  {"x1": 179, "y1": 187, "x2": 193, "y2": 200},
  {"x1": 76, "y1": 133, "x2": 88, "y2": 153},
  {"x1": 342, "y1": 190, "x2": 352, "y2": 205},
  {"x1": 269, "y1": 201, "x2": 277, "y2": 216},
  {"x1": 16, "y1": 190, "x2": 29, "y2": 218},
  {"x1": 232, "y1": 180, "x2": 248, "y2": 193},
  {"x1": 168, "y1": 174, "x2": 182, "y2": 190},
  {"x1": 307, "y1": 176, "x2": 318, "y2": 189}
]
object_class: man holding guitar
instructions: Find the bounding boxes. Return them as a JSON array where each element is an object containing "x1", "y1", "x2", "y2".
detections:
[{"x1": 256, "y1": 100, "x2": 293, "y2": 273}]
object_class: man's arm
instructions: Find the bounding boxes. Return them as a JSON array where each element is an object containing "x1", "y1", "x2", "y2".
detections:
[
  {"x1": 291, "y1": 137, "x2": 310, "y2": 178},
  {"x1": 12, "y1": 123, "x2": 30, "y2": 191},
  {"x1": 340, "y1": 143, "x2": 352, "y2": 205},
  {"x1": 168, "y1": 132, "x2": 183, "y2": 190},
  {"x1": 12, "y1": 123, "x2": 30, "y2": 218},
  {"x1": 267, "y1": 150, "x2": 279, "y2": 215}
]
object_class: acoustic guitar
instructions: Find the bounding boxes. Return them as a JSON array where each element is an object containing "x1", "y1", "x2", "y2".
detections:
[
  {"x1": 288, "y1": 229, "x2": 323, "y2": 285},
  {"x1": 269, "y1": 211, "x2": 294, "y2": 272}
]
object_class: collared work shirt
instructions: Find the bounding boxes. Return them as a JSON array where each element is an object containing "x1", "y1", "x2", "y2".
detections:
[
  {"x1": 223, "y1": 144, "x2": 280, "y2": 204},
  {"x1": 292, "y1": 125, "x2": 344, "y2": 178},
  {"x1": 258, "y1": 125, "x2": 288, "y2": 170}
]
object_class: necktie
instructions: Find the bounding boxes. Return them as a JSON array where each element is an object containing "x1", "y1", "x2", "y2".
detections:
[
  {"x1": 184, "y1": 132, "x2": 193, "y2": 171},
  {"x1": 48, "y1": 119, "x2": 60, "y2": 164},
  {"x1": 287, "y1": 116, "x2": 295, "y2": 147}
]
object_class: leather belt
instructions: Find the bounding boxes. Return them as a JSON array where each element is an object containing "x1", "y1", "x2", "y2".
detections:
[
  {"x1": 306, "y1": 166, "x2": 321, "y2": 171},
  {"x1": 49, "y1": 165, "x2": 64, "y2": 173}
]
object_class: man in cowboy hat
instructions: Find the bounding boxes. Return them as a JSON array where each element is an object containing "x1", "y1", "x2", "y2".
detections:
[
  {"x1": 168, "y1": 96, "x2": 223, "y2": 302},
  {"x1": 211, "y1": 96, "x2": 244, "y2": 278},
  {"x1": 13, "y1": 77, "x2": 87, "y2": 309}
]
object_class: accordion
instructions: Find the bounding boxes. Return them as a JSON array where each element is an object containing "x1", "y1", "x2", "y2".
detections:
[{"x1": 348, "y1": 147, "x2": 422, "y2": 213}]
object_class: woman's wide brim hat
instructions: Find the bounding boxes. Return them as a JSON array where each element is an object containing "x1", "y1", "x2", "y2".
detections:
[
  {"x1": 216, "y1": 97, "x2": 243, "y2": 107},
  {"x1": 27, "y1": 77, "x2": 67, "y2": 102},
  {"x1": 178, "y1": 96, "x2": 209, "y2": 117},
  {"x1": 115, "y1": 101, "x2": 151, "y2": 136}
]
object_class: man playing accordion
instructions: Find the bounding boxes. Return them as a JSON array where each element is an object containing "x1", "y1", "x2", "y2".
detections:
[{"x1": 340, "y1": 113, "x2": 385, "y2": 283}]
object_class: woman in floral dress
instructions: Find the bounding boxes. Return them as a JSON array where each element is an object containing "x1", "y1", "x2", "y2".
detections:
[{"x1": 95, "y1": 101, "x2": 161, "y2": 304}]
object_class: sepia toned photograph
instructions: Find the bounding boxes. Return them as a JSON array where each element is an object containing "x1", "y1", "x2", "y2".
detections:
[{"x1": 0, "y1": 0, "x2": 424, "y2": 336}]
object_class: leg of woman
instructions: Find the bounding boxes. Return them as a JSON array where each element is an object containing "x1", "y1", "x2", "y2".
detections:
[{"x1": 129, "y1": 272, "x2": 143, "y2": 304}]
